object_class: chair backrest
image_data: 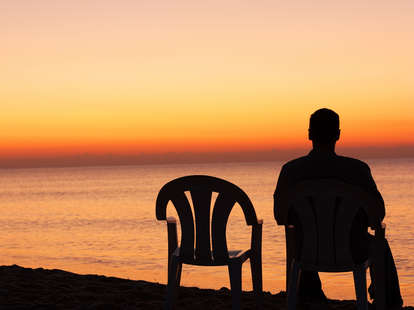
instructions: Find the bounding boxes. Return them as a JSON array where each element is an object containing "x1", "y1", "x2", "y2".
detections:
[
  {"x1": 287, "y1": 179, "x2": 379, "y2": 270},
  {"x1": 156, "y1": 175, "x2": 259, "y2": 264}
]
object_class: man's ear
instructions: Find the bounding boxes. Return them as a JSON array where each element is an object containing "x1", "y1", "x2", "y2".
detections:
[
  {"x1": 335, "y1": 129, "x2": 341, "y2": 141},
  {"x1": 308, "y1": 129, "x2": 313, "y2": 141}
]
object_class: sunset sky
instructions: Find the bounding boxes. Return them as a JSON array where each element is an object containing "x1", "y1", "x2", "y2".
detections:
[{"x1": 2, "y1": 1, "x2": 414, "y2": 166}]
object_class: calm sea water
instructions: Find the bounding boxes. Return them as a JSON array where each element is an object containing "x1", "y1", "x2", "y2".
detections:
[{"x1": 0, "y1": 158, "x2": 413, "y2": 304}]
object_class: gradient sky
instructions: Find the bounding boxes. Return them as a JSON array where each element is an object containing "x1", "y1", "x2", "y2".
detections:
[{"x1": 2, "y1": 1, "x2": 414, "y2": 163}]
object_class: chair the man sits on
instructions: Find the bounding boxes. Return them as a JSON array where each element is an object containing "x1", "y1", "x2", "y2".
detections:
[
  {"x1": 156, "y1": 175, "x2": 263, "y2": 310},
  {"x1": 284, "y1": 179, "x2": 387, "y2": 310}
]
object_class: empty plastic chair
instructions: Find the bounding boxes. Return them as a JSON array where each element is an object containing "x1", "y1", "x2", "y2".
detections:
[{"x1": 156, "y1": 175, "x2": 263, "y2": 310}]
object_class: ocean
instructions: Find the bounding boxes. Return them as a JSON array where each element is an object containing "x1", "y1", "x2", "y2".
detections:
[{"x1": 0, "y1": 158, "x2": 413, "y2": 304}]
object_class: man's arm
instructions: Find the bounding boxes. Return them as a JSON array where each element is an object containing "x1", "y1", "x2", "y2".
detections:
[
  {"x1": 274, "y1": 165, "x2": 290, "y2": 225},
  {"x1": 364, "y1": 163, "x2": 385, "y2": 221}
]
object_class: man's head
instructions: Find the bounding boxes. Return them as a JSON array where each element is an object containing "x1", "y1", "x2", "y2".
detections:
[{"x1": 308, "y1": 108, "x2": 340, "y2": 145}]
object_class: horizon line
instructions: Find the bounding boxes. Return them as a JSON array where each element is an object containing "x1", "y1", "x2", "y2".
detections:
[{"x1": 1, "y1": 145, "x2": 414, "y2": 169}]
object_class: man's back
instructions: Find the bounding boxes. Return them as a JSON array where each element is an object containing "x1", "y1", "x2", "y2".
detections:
[{"x1": 274, "y1": 149, "x2": 385, "y2": 225}]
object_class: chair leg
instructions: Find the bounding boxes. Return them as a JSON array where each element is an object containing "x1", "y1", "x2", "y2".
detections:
[
  {"x1": 371, "y1": 267, "x2": 386, "y2": 310},
  {"x1": 287, "y1": 262, "x2": 300, "y2": 310},
  {"x1": 285, "y1": 225, "x2": 296, "y2": 292},
  {"x1": 250, "y1": 255, "x2": 263, "y2": 309},
  {"x1": 353, "y1": 267, "x2": 368, "y2": 310},
  {"x1": 370, "y1": 242, "x2": 387, "y2": 310},
  {"x1": 228, "y1": 262, "x2": 242, "y2": 310},
  {"x1": 166, "y1": 256, "x2": 182, "y2": 310}
]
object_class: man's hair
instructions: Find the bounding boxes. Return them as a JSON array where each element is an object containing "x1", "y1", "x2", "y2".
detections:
[{"x1": 309, "y1": 108, "x2": 340, "y2": 143}]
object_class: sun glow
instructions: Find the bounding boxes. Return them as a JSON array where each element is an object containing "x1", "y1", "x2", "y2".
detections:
[{"x1": 1, "y1": 1, "x2": 414, "y2": 166}]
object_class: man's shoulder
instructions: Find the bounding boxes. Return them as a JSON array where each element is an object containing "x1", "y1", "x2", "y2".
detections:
[
  {"x1": 281, "y1": 155, "x2": 310, "y2": 170},
  {"x1": 335, "y1": 155, "x2": 371, "y2": 171},
  {"x1": 280, "y1": 153, "x2": 372, "y2": 175}
]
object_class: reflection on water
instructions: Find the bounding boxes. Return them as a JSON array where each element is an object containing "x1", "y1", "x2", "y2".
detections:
[{"x1": 0, "y1": 158, "x2": 413, "y2": 304}]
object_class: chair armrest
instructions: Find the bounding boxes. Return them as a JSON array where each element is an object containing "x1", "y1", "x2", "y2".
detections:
[
  {"x1": 286, "y1": 225, "x2": 296, "y2": 250},
  {"x1": 375, "y1": 222, "x2": 386, "y2": 239},
  {"x1": 166, "y1": 216, "x2": 179, "y2": 262}
]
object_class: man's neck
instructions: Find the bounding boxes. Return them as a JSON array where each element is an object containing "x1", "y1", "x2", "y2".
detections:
[{"x1": 311, "y1": 142, "x2": 336, "y2": 153}]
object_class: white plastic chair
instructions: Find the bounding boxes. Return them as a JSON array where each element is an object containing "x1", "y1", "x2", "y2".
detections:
[
  {"x1": 156, "y1": 175, "x2": 263, "y2": 310},
  {"x1": 284, "y1": 179, "x2": 386, "y2": 310}
]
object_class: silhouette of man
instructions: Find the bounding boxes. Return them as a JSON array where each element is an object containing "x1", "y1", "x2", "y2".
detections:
[{"x1": 273, "y1": 108, "x2": 403, "y2": 308}]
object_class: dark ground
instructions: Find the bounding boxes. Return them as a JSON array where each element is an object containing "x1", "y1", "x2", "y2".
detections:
[{"x1": 0, "y1": 265, "x2": 412, "y2": 309}]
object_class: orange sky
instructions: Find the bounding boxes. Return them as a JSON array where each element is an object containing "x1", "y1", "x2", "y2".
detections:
[{"x1": 1, "y1": 1, "x2": 414, "y2": 165}]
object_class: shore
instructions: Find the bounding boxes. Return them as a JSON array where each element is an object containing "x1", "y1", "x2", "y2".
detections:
[{"x1": 0, "y1": 265, "x2": 412, "y2": 309}]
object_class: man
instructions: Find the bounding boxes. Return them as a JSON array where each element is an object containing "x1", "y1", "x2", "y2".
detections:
[{"x1": 273, "y1": 108, "x2": 403, "y2": 308}]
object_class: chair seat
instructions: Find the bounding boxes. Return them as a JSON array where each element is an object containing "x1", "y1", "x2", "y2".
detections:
[
  {"x1": 173, "y1": 248, "x2": 251, "y2": 266},
  {"x1": 298, "y1": 258, "x2": 371, "y2": 273},
  {"x1": 228, "y1": 249, "x2": 251, "y2": 263}
]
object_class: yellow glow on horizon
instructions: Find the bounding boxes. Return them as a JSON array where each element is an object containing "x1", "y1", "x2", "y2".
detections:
[{"x1": 1, "y1": 1, "x2": 414, "y2": 160}]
